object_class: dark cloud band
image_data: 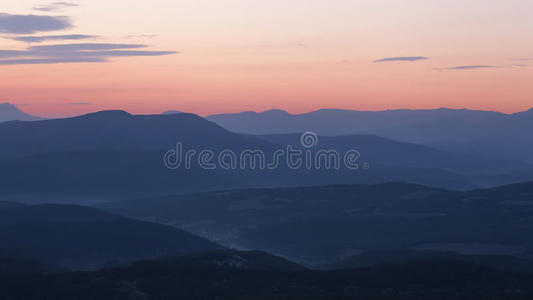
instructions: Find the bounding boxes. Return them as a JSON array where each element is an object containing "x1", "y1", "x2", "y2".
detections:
[
  {"x1": 68, "y1": 102, "x2": 92, "y2": 105},
  {"x1": 33, "y1": 2, "x2": 78, "y2": 12},
  {"x1": 0, "y1": 13, "x2": 72, "y2": 34},
  {"x1": 0, "y1": 43, "x2": 177, "y2": 65},
  {"x1": 445, "y1": 65, "x2": 502, "y2": 70},
  {"x1": 9, "y1": 34, "x2": 97, "y2": 43},
  {"x1": 373, "y1": 56, "x2": 429, "y2": 63},
  {"x1": 29, "y1": 43, "x2": 147, "y2": 51},
  {"x1": 0, "y1": 50, "x2": 28, "y2": 58},
  {"x1": 0, "y1": 58, "x2": 107, "y2": 65}
]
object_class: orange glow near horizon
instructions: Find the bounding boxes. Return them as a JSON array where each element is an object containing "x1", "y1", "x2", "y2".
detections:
[{"x1": 1, "y1": 0, "x2": 532, "y2": 117}]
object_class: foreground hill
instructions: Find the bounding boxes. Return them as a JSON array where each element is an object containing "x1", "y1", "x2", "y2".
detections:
[
  {"x1": 322, "y1": 250, "x2": 533, "y2": 273},
  {"x1": 2, "y1": 254, "x2": 533, "y2": 300},
  {"x1": 207, "y1": 107, "x2": 533, "y2": 163},
  {"x1": 0, "y1": 204, "x2": 223, "y2": 269},
  {"x1": 100, "y1": 181, "x2": 533, "y2": 265}
]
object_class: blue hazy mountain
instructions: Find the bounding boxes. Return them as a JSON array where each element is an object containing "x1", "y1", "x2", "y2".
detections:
[
  {"x1": 0, "y1": 110, "x2": 272, "y2": 159},
  {"x1": 0, "y1": 203, "x2": 222, "y2": 270},
  {"x1": 0, "y1": 103, "x2": 43, "y2": 122},
  {"x1": 207, "y1": 107, "x2": 533, "y2": 163},
  {"x1": 252, "y1": 133, "x2": 530, "y2": 175},
  {"x1": 1, "y1": 110, "x2": 532, "y2": 203},
  {"x1": 206, "y1": 108, "x2": 508, "y2": 136},
  {"x1": 162, "y1": 110, "x2": 185, "y2": 114}
]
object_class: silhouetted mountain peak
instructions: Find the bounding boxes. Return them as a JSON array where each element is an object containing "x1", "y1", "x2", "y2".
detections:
[
  {"x1": 511, "y1": 107, "x2": 533, "y2": 118},
  {"x1": 0, "y1": 102, "x2": 43, "y2": 122},
  {"x1": 76, "y1": 110, "x2": 132, "y2": 120},
  {"x1": 0, "y1": 102, "x2": 19, "y2": 111},
  {"x1": 162, "y1": 110, "x2": 184, "y2": 115},
  {"x1": 261, "y1": 109, "x2": 290, "y2": 115}
]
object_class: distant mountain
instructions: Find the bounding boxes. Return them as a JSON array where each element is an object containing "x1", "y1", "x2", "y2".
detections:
[
  {"x1": 162, "y1": 110, "x2": 185, "y2": 114},
  {"x1": 100, "y1": 181, "x2": 533, "y2": 265},
  {"x1": 0, "y1": 110, "x2": 269, "y2": 201},
  {"x1": 253, "y1": 133, "x2": 531, "y2": 175},
  {"x1": 0, "y1": 103, "x2": 43, "y2": 122},
  {"x1": 207, "y1": 107, "x2": 533, "y2": 163},
  {"x1": 1, "y1": 110, "x2": 532, "y2": 203},
  {"x1": 207, "y1": 108, "x2": 508, "y2": 136},
  {"x1": 0, "y1": 110, "x2": 270, "y2": 159},
  {"x1": 0, "y1": 204, "x2": 223, "y2": 269}
]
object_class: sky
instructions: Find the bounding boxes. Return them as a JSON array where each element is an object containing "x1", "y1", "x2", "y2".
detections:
[{"x1": 0, "y1": 0, "x2": 532, "y2": 117}]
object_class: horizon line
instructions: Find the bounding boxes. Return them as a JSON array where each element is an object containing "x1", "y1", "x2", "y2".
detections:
[{"x1": 3, "y1": 102, "x2": 532, "y2": 119}]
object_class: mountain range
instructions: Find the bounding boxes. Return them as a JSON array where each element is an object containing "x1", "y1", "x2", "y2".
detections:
[
  {"x1": 4, "y1": 103, "x2": 533, "y2": 163},
  {"x1": 2, "y1": 103, "x2": 533, "y2": 298},
  {"x1": 100, "y1": 181, "x2": 533, "y2": 265},
  {"x1": 207, "y1": 107, "x2": 533, "y2": 163},
  {"x1": 1, "y1": 110, "x2": 533, "y2": 203}
]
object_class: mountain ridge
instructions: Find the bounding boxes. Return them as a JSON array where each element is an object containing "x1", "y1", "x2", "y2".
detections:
[
  {"x1": 1, "y1": 110, "x2": 532, "y2": 201},
  {"x1": 99, "y1": 180, "x2": 533, "y2": 265},
  {"x1": 0, "y1": 203, "x2": 223, "y2": 269},
  {"x1": 206, "y1": 106, "x2": 533, "y2": 163},
  {"x1": 0, "y1": 103, "x2": 44, "y2": 123}
]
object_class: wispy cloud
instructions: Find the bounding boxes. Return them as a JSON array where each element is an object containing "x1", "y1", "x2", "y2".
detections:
[
  {"x1": 33, "y1": 2, "x2": 78, "y2": 12},
  {"x1": 0, "y1": 43, "x2": 177, "y2": 65},
  {"x1": 1, "y1": 5, "x2": 175, "y2": 65},
  {"x1": 373, "y1": 56, "x2": 429, "y2": 63},
  {"x1": 8, "y1": 34, "x2": 97, "y2": 43},
  {"x1": 0, "y1": 13, "x2": 71, "y2": 34},
  {"x1": 68, "y1": 102, "x2": 91, "y2": 105},
  {"x1": 125, "y1": 34, "x2": 157, "y2": 39},
  {"x1": 0, "y1": 57, "x2": 106, "y2": 65},
  {"x1": 29, "y1": 43, "x2": 146, "y2": 51},
  {"x1": 443, "y1": 65, "x2": 503, "y2": 70}
]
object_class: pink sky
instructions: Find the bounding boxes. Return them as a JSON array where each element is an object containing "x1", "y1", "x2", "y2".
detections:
[{"x1": 1, "y1": 0, "x2": 532, "y2": 117}]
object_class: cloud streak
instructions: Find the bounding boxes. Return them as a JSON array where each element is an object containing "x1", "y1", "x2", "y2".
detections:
[
  {"x1": 29, "y1": 43, "x2": 146, "y2": 51},
  {"x1": 0, "y1": 13, "x2": 71, "y2": 34},
  {"x1": 68, "y1": 102, "x2": 92, "y2": 105},
  {"x1": 0, "y1": 43, "x2": 177, "y2": 65},
  {"x1": 0, "y1": 57, "x2": 107, "y2": 65},
  {"x1": 444, "y1": 65, "x2": 503, "y2": 70},
  {"x1": 0, "y1": 50, "x2": 27, "y2": 58},
  {"x1": 373, "y1": 56, "x2": 428, "y2": 63},
  {"x1": 8, "y1": 34, "x2": 97, "y2": 43},
  {"x1": 125, "y1": 34, "x2": 157, "y2": 39},
  {"x1": 33, "y1": 2, "x2": 78, "y2": 12}
]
